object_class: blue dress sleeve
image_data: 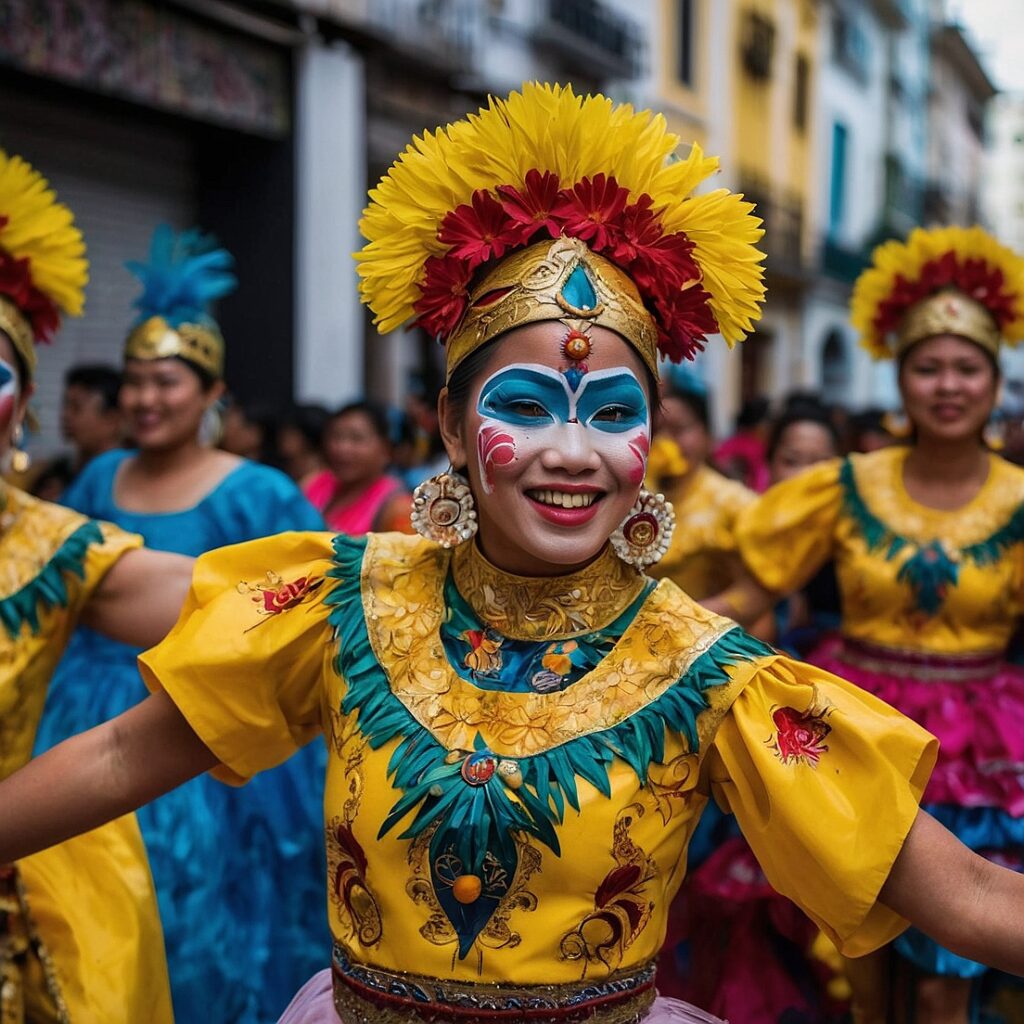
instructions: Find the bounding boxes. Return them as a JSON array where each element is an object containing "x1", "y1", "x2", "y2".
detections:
[{"x1": 211, "y1": 462, "x2": 325, "y2": 542}]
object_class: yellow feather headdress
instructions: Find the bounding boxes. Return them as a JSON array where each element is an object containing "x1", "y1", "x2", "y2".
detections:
[
  {"x1": 356, "y1": 83, "x2": 765, "y2": 376},
  {"x1": 0, "y1": 150, "x2": 88, "y2": 377},
  {"x1": 851, "y1": 225, "x2": 1024, "y2": 360}
]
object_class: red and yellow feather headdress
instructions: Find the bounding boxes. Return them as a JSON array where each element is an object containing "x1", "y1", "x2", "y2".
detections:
[
  {"x1": 356, "y1": 83, "x2": 766, "y2": 378},
  {"x1": 851, "y1": 225, "x2": 1024, "y2": 360},
  {"x1": 0, "y1": 150, "x2": 88, "y2": 378}
]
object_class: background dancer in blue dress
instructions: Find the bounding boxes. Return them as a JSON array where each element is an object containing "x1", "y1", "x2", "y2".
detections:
[{"x1": 33, "y1": 225, "x2": 328, "y2": 1024}]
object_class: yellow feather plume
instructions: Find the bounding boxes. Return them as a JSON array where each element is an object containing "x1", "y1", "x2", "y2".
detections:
[
  {"x1": 851, "y1": 225, "x2": 1024, "y2": 359},
  {"x1": 0, "y1": 150, "x2": 88, "y2": 316},
  {"x1": 356, "y1": 82, "x2": 765, "y2": 344}
]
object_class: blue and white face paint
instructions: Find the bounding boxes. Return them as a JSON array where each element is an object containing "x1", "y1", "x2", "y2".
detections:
[{"x1": 474, "y1": 363, "x2": 650, "y2": 496}]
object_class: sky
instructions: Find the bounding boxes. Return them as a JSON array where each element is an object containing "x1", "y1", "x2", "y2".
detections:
[{"x1": 948, "y1": 0, "x2": 1024, "y2": 93}]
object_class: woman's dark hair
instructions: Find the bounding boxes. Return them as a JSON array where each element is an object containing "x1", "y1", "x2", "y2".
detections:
[
  {"x1": 766, "y1": 405, "x2": 841, "y2": 462},
  {"x1": 65, "y1": 364, "x2": 122, "y2": 410},
  {"x1": 736, "y1": 395, "x2": 769, "y2": 430},
  {"x1": 280, "y1": 404, "x2": 330, "y2": 450},
  {"x1": 332, "y1": 399, "x2": 396, "y2": 446},
  {"x1": 662, "y1": 385, "x2": 710, "y2": 430}
]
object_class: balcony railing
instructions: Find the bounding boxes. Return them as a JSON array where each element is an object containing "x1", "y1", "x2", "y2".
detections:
[
  {"x1": 741, "y1": 177, "x2": 807, "y2": 281},
  {"x1": 532, "y1": 0, "x2": 644, "y2": 79},
  {"x1": 362, "y1": 0, "x2": 483, "y2": 71}
]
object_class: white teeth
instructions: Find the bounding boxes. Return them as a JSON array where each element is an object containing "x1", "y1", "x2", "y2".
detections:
[{"x1": 530, "y1": 489, "x2": 597, "y2": 508}]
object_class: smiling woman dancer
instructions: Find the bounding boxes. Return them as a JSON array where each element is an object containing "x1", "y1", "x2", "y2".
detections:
[
  {"x1": 3, "y1": 88, "x2": 1024, "y2": 1024},
  {"x1": 707, "y1": 225, "x2": 1024, "y2": 1024},
  {"x1": 0, "y1": 150, "x2": 192, "y2": 1023}
]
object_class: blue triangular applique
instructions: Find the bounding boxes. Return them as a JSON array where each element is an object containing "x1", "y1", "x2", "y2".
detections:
[{"x1": 561, "y1": 265, "x2": 597, "y2": 310}]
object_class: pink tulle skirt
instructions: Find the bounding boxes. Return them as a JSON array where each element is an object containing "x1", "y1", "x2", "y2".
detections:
[
  {"x1": 277, "y1": 970, "x2": 727, "y2": 1024},
  {"x1": 816, "y1": 636, "x2": 1024, "y2": 815}
]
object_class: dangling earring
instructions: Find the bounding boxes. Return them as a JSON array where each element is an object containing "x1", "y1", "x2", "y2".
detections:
[
  {"x1": 983, "y1": 418, "x2": 1006, "y2": 451},
  {"x1": 411, "y1": 469, "x2": 478, "y2": 548},
  {"x1": 10, "y1": 423, "x2": 30, "y2": 474},
  {"x1": 611, "y1": 489, "x2": 675, "y2": 568},
  {"x1": 882, "y1": 410, "x2": 911, "y2": 440}
]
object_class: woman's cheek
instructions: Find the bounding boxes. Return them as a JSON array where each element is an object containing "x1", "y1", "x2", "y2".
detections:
[
  {"x1": 476, "y1": 422, "x2": 519, "y2": 494},
  {"x1": 597, "y1": 428, "x2": 648, "y2": 488}
]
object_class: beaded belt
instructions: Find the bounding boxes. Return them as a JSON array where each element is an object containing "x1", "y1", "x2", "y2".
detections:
[
  {"x1": 331, "y1": 946, "x2": 657, "y2": 1023},
  {"x1": 836, "y1": 637, "x2": 1005, "y2": 683}
]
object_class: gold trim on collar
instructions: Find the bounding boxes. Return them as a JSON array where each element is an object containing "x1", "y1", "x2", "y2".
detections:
[
  {"x1": 451, "y1": 540, "x2": 645, "y2": 642},
  {"x1": 359, "y1": 533, "x2": 742, "y2": 758}
]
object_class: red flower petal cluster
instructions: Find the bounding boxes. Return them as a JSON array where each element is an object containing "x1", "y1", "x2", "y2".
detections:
[
  {"x1": 414, "y1": 171, "x2": 719, "y2": 360},
  {"x1": 413, "y1": 255, "x2": 473, "y2": 339},
  {"x1": 873, "y1": 251, "x2": 1018, "y2": 338},
  {"x1": 497, "y1": 170, "x2": 562, "y2": 246},
  {"x1": 0, "y1": 249, "x2": 60, "y2": 344}
]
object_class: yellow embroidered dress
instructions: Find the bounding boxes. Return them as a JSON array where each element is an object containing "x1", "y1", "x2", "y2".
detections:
[
  {"x1": 139, "y1": 529, "x2": 935, "y2": 1023},
  {"x1": 734, "y1": 445, "x2": 1024, "y2": 976},
  {"x1": 0, "y1": 486, "x2": 172, "y2": 1024},
  {"x1": 650, "y1": 466, "x2": 754, "y2": 600}
]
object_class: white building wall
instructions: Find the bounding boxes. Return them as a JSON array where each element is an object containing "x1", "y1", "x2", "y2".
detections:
[{"x1": 294, "y1": 39, "x2": 367, "y2": 408}]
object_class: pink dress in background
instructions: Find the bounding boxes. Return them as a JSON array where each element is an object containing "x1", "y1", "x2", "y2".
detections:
[{"x1": 304, "y1": 471, "x2": 406, "y2": 535}]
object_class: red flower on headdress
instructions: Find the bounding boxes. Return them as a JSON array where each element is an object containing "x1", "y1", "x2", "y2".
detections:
[
  {"x1": 628, "y1": 234, "x2": 702, "y2": 298},
  {"x1": 414, "y1": 254, "x2": 474, "y2": 338},
  {"x1": 873, "y1": 251, "x2": 1018, "y2": 337},
  {"x1": 0, "y1": 249, "x2": 60, "y2": 343},
  {"x1": 609, "y1": 195, "x2": 664, "y2": 263},
  {"x1": 551, "y1": 174, "x2": 630, "y2": 251},
  {"x1": 437, "y1": 189, "x2": 520, "y2": 269},
  {"x1": 653, "y1": 283, "x2": 718, "y2": 362},
  {"x1": 497, "y1": 170, "x2": 563, "y2": 247}
]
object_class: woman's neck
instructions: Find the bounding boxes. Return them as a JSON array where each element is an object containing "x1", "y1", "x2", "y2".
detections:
[
  {"x1": 133, "y1": 438, "x2": 206, "y2": 476},
  {"x1": 904, "y1": 435, "x2": 987, "y2": 482}
]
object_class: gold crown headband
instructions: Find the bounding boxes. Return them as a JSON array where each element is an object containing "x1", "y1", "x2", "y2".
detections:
[
  {"x1": 852, "y1": 226, "x2": 1024, "y2": 360},
  {"x1": 0, "y1": 150, "x2": 88, "y2": 378},
  {"x1": 124, "y1": 317, "x2": 225, "y2": 379},
  {"x1": 356, "y1": 84, "x2": 766, "y2": 377},
  {"x1": 448, "y1": 237, "x2": 659, "y2": 377}
]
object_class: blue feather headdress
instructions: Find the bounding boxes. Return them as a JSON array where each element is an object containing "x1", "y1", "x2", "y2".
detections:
[{"x1": 123, "y1": 224, "x2": 237, "y2": 378}]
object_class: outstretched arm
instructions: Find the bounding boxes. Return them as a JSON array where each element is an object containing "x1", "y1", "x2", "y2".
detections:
[
  {"x1": 0, "y1": 691, "x2": 218, "y2": 864},
  {"x1": 880, "y1": 810, "x2": 1024, "y2": 974},
  {"x1": 81, "y1": 548, "x2": 195, "y2": 648}
]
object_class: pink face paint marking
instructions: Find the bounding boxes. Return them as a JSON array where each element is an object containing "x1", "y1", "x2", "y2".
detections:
[
  {"x1": 477, "y1": 424, "x2": 517, "y2": 492},
  {"x1": 627, "y1": 432, "x2": 650, "y2": 486}
]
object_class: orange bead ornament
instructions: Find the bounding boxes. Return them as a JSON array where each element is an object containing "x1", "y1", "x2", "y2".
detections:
[
  {"x1": 452, "y1": 874, "x2": 482, "y2": 904},
  {"x1": 563, "y1": 328, "x2": 592, "y2": 362}
]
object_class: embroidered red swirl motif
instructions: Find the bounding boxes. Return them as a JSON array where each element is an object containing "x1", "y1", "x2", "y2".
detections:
[
  {"x1": 258, "y1": 576, "x2": 323, "y2": 615},
  {"x1": 770, "y1": 705, "x2": 831, "y2": 767}
]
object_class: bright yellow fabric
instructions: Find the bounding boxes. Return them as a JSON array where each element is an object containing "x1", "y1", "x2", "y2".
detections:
[
  {"x1": 0, "y1": 487, "x2": 172, "y2": 1024},
  {"x1": 735, "y1": 447, "x2": 1024, "y2": 654},
  {"x1": 705, "y1": 654, "x2": 936, "y2": 956},
  {"x1": 140, "y1": 531, "x2": 934, "y2": 985},
  {"x1": 651, "y1": 465, "x2": 754, "y2": 600}
]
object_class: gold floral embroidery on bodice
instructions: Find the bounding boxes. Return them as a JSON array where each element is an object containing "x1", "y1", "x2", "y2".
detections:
[{"x1": 361, "y1": 533, "x2": 737, "y2": 757}]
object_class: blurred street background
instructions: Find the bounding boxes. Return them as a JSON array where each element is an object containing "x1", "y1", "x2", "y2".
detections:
[{"x1": 2, "y1": 0, "x2": 1022, "y2": 462}]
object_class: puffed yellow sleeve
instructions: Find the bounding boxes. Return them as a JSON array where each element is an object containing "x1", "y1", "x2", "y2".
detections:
[
  {"x1": 704, "y1": 652, "x2": 937, "y2": 957},
  {"x1": 734, "y1": 458, "x2": 843, "y2": 593},
  {"x1": 138, "y1": 531, "x2": 340, "y2": 785}
]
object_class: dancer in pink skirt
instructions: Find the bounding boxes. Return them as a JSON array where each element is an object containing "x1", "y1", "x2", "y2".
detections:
[{"x1": 709, "y1": 226, "x2": 1024, "y2": 1022}]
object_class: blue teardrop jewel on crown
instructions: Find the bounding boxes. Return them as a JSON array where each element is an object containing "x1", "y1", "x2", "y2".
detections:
[{"x1": 561, "y1": 264, "x2": 598, "y2": 310}]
